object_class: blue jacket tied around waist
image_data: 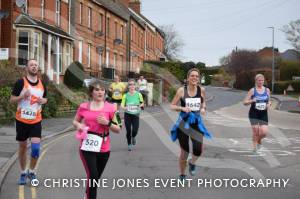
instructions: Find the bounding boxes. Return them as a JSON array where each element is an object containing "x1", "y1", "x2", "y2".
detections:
[{"x1": 170, "y1": 112, "x2": 212, "y2": 141}]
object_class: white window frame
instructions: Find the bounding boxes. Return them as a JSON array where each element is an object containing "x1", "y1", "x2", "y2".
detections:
[
  {"x1": 88, "y1": 43, "x2": 91, "y2": 68},
  {"x1": 33, "y1": 32, "x2": 40, "y2": 64},
  {"x1": 88, "y1": 7, "x2": 92, "y2": 29},
  {"x1": 55, "y1": 0, "x2": 61, "y2": 26},
  {"x1": 79, "y1": 2, "x2": 82, "y2": 24},
  {"x1": 17, "y1": 30, "x2": 30, "y2": 66},
  {"x1": 65, "y1": 43, "x2": 71, "y2": 68},
  {"x1": 78, "y1": 41, "x2": 82, "y2": 63}
]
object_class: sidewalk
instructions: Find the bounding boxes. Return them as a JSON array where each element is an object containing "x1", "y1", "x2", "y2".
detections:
[
  {"x1": 0, "y1": 117, "x2": 74, "y2": 189},
  {"x1": 272, "y1": 94, "x2": 300, "y2": 113}
]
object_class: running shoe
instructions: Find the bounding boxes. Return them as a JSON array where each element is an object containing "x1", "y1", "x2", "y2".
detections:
[
  {"x1": 257, "y1": 144, "x2": 262, "y2": 151},
  {"x1": 179, "y1": 175, "x2": 186, "y2": 181},
  {"x1": 27, "y1": 171, "x2": 37, "y2": 182},
  {"x1": 18, "y1": 173, "x2": 27, "y2": 185},
  {"x1": 188, "y1": 161, "x2": 196, "y2": 176},
  {"x1": 132, "y1": 137, "x2": 136, "y2": 145},
  {"x1": 128, "y1": 144, "x2": 133, "y2": 151}
]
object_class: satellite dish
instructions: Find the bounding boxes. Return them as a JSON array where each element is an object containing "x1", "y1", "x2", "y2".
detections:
[{"x1": 16, "y1": 0, "x2": 26, "y2": 8}]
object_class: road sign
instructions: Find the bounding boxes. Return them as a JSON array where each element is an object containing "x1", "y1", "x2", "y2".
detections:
[{"x1": 0, "y1": 48, "x2": 9, "y2": 60}]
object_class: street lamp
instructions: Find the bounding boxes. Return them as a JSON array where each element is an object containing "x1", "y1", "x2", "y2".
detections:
[{"x1": 267, "y1": 26, "x2": 275, "y2": 92}]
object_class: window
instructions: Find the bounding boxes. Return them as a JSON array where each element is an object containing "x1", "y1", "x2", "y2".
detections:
[
  {"x1": 65, "y1": 43, "x2": 71, "y2": 68},
  {"x1": 98, "y1": 53, "x2": 102, "y2": 68},
  {"x1": 55, "y1": 0, "x2": 61, "y2": 26},
  {"x1": 41, "y1": 0, "x2": 44, "y2": 20},
  {"x1": 114, "y1": 21, "x2": 118, "y2": 39},
  {"x1": 106, "y1": 50, "x2": 109, "y2": 66},
  {"x1": 106, "y1": 17, "x2": 110, "y2": 36},
  {"x1": 33, "y1": 32, "x2": 40, "y2": 63},
  {"x1": 131, "y1": 25, "x2": 133, "y2": 41},
  {"x1": 113, "y1": 53, "x2": 117, "y2": 68},
  {"x1": 99, "y1": 14, "x2": 103, "y2": 31},
  {"x1": 120, "y1": 55, "x2": 124, "y2": 74},
  {"x1": 52, "y1": 37, "x2": 62, "y2": 73},
  {"x1": 18, "y1": 31, "x2": 29, "y2": 66},
  {"x1": 120, "y1": 25, "x2": 123, "y2": 41},
  {"x1": 88, "y1": 43, "x2": 91, "y2": 68},
  {"x1": 88, "y1": 7, "x2": 92, "y2": 29},
  {"x1": 79, "y1": 3, "x2": 82, "y2": 24},
  {"x1": 78, "y1": 41, "x2": 82, "y2": 63}
]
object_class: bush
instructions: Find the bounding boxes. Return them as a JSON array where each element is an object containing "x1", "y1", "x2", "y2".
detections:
[
  {"x1": 0, "y1": 86, "x2": 16, "y2": 121},
  {"x1": 64, "y1": 61, "x2": 85, "y2": 89},
  {"x1": 168, "y1": 86, "x2": 177, "y2": 102},
  {"x1": 279, "y1": 61, "x2": 300, "y2": 81},
  {"x1": 273, "y1": 80, "x2": 300, "y2": 94},
  {"x1": 0, "y1": 60, "x2": 24, "y2": 87}
]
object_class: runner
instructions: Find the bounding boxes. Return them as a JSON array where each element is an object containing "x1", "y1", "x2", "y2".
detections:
[
  {"x1": 170, "y1": 68, "x2": 212, "y2": 180},
  {"x1": 243, "y1": 74, "x2": 271, "y2": 153},
  {"x1": 10, "y1": 59, "x2": 47, "y2": 185},
  {"x1": 109, "y1": 75, "x2": 126, "y2": 109},
  {"x1": 137, "y1": 75, "x2": 148, "y2": 106},
  {"x1": 121, "y1": 79, "x2": 144, "y2": 151},
  {"x1": 73, "y1": 80, "x2": 121, "y2": 199}
]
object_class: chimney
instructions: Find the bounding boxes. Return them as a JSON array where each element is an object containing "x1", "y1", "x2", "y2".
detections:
[
  {"x1": 119, "y1": 0, "x2": 130, "y2": 7},
  {"x1": 129, "y1": 0, "x2": 141, "y2": 14}
]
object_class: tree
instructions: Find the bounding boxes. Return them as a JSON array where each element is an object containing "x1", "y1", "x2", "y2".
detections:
[
  {"x1": 219, "y1": 54, "x2": 231, "y2": 66},
  {"x1": 159, "y1": 25, "x2": 184, "y2": 61},
  {"x1": 225, "y1": 49, "x2": 261, "y2": 89},
  {"x1": 283, "y1": 19, "x2": 300, "y2": 52}
]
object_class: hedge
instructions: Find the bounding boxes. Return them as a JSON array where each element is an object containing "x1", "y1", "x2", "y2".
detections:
[
  {"x1": 273, "y1": 80, "x2": 300, "y2": 94},
  {"x1": 64, "y1": 61, "x2": 85, "y2": 89},
  {"x1": 279, "y1": 61, "x2": 300, "y2": 81}
]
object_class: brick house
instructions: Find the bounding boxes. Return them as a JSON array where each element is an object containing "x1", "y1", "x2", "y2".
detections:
[{"x1": 0, "y1": 0, "x2": 165, "y2": 83}]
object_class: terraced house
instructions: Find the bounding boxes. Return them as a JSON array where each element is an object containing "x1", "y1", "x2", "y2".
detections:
[{"x1": 0, "y1": 0, "x2": 165, "y2": 84}]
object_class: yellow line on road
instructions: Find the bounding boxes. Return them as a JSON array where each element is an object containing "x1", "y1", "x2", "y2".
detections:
[
  {"x1": 31, "y1": 132, "x2": 72, "y2": 199},
  {"x1": 31, "y1": 187, "x2": 36, "y2": 199},
  {"x1": 17, "y1": 132, "x2": 73, "y2": 199},
  {"x1": 19, "y1": 185, "x2": 25, "y2": 199}
]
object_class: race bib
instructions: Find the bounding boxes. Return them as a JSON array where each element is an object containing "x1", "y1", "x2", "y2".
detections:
[
  {"x1": 113, "y1": 90, "x2": 121, "y2": 97},
  {"x1": 185, "y1": 98, "x2": 201, "y2": 111},
  {"x1": 255, "y1": 102, "x2": 267, "y2": 111},
  {"x1": 21, "y1": 108, "x2": 37, "y2": 120},
  {"x1": 80, "y1": 134, "x2": 103, "y2": 152},
  {"x1": 127, "y1": 104, "x2": 140, "y2": 114}
]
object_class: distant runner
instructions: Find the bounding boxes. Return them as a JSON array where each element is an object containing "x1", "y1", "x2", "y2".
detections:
[{"x1": 243, "y1": 74, "x2": 271, "y2": 153}]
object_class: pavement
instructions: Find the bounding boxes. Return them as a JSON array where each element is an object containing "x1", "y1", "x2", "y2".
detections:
[{"x1": 0, "y1": 88, "x2": 298, "y2": 192}]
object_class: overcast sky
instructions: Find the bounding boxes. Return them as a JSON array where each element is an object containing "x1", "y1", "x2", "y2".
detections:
[{"x1": 141, "y1": 0, "x2": 300, "y2": 66}]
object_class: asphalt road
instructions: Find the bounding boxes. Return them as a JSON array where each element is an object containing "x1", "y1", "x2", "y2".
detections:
[{"x1": 1, "y1": 87, "x2": 299, "y2": 199}]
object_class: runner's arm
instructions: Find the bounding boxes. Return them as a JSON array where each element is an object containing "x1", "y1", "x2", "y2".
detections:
[
  {"x1": 200, "y1": 87, "x2": 206, "y2": 110},
  {"x1": 170, "y1": 87, "x2": 184, "y2": 112},
  {"x1": 10, "y1": 79, "x2": 26, "y2": 104},
  {"x1": 243, "y1": 88, "x2": 255, "y2": 106}
]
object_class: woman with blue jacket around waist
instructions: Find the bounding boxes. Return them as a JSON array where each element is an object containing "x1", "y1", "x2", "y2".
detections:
[{"x1": 170, "y1": 68, "x2": 211, "y2": 180}]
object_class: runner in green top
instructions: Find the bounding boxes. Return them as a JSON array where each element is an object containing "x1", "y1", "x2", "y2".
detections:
[{"x1": 121, "y1": 79, "x2": 144, "y2": 151}]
